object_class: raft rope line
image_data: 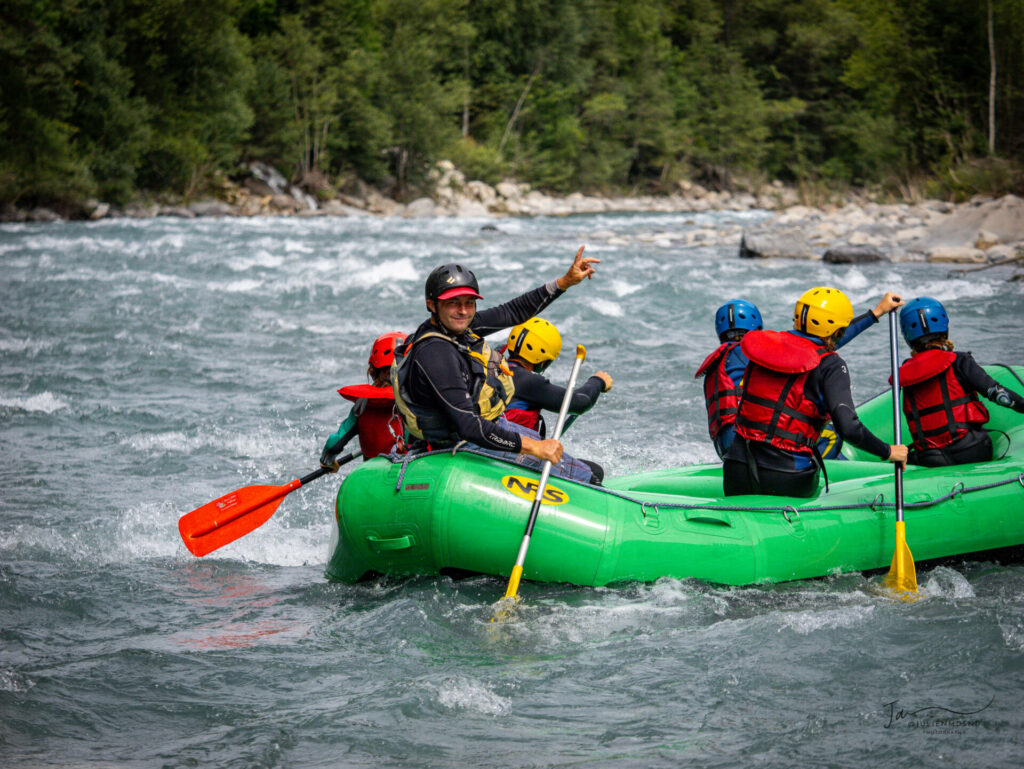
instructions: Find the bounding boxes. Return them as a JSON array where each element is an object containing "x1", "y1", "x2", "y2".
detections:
[{"x1": 387, "y1": 447, "x2": 1024, "y2": 522}]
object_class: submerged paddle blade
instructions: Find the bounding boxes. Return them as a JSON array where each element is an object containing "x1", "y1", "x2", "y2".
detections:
[
  {"x1": 178, "y1": 481, "x2": 298, "y2": 557},
  {"x1": 490, "y1": 566, "x2": 525, "y2": 623},
  {"x1": 885, "y1": 521, "x2": 918, "y2": 595}
]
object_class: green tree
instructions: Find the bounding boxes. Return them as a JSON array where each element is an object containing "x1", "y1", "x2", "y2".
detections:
[
  {"x1": 0, "y1": 0, "x2": 92, "y2": 204},
  {"x1": 63, "y1": 0, "x2": 151, "y2": 203},
  {"x1": 372, "y1": 0, "x2": 464, "y2": 194},
  {"x1": 123, "y1": 0, "x2": 254, "y2": 197}
]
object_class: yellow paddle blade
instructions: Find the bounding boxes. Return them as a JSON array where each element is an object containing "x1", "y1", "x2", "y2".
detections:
[
  {"x1": 490, "y1": 566, "x2": 524, "y2": 623},
  {"x1": 885, "y1": 521, "x2": 918, "y2": 596}
]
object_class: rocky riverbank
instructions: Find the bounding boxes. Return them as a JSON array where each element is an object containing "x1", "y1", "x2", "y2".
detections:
[{"x1": 4, "y1": 160, "x2": 1022, "y2": 269}]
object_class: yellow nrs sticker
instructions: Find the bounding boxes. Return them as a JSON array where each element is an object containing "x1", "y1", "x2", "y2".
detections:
[{"x1": 501, "y1": 475, "x2": 569, "y2": 506}]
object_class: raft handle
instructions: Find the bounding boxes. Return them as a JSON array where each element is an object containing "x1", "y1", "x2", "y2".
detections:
[
  {"x1": 640, "y1": 501, "x2": 660, "y2": 519},
  {"x1": 869, "y1": 493, "x2": 886, "y2": 512},
  {"x1": 367, "y1": 533, "x2": 417, "y2": 551},
  {"x1": 1018, "y1": 473, "x2": 1024, "y2": 488},
  {"x1": 950, "y1": 481, "x2": 966, "y2": 499},
  {"x1": 781, "y1": 506, "x2": 799, "y2": 523}
]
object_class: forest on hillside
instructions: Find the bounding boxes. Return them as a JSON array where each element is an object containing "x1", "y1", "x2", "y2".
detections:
[{"x1": 2, "y1": 0, "x2": 1023, "y2": 209}]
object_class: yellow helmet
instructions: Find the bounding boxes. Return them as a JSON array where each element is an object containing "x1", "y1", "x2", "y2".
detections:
[
  {"x1": 793, "y1": 286, "x2": 854, "y2": 337},
  {"x1": 507, "y1": 317, "x2": 562, "y2": 369}
]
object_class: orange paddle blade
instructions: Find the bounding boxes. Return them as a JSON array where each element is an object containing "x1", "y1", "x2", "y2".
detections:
[{"x1": 178, "y1": 480, "x2": 299, "y2": 557}]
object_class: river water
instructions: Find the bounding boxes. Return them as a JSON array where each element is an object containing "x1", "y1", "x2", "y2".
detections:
[{"x1": 2, "y1": 212, "x2": 1023, "y2": 768}]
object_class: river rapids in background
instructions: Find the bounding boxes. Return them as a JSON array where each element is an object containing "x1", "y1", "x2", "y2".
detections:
[{"x1": 2, "y1": 212, "x2": 1024, "y2": 768}]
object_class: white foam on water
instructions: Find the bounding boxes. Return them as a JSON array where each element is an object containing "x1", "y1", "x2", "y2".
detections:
[
  {"x1": 122, "y1": 431, "x2": 195, "y2": 452},
  {"x1": 208, "y1": 278, "x2": 264, "y2": 293},
  {"x1": 490, "y1": 259, "x2": 525, "y2": 272},
  {"x1": 112, "y1": 486, "x2": 334, "y2": 566},
  {"x1": 146, "y1": 271, "x2": 195, "y2": 289},
  {"x1": 0, "y1": 392, "x2": 69, "y2": 413},
  {"x1": 997, "y1": 616, "x2": 1024, "y2": 652},
  {"x1": 0, "y1": 669, "x2": 34, "y2": 693},
  {"x1": 776, "y1": 604, "x2": 875, "y2": 634},
  {"x1": 920, "y1": 566, "x2": 977, "y2": 599},
  {"x1": 609, "y1": 279, "x2": 643, "y2": 297},
  {"x1": 226, "y1": 250, "x2": 285, "y2": 271},
  {"x1": 211, "y1": 515, "x2": 334, "y2": 567},
  {"x1": 340, "y1": 256, "x2": 418, "y2": 288},
  {"x1": 0, "y1": 337, "x2": 51, "y2": 355},
  {"x1": 840, "y1": 267, "x2": 870, "y2": 291},
  {"x1": 436, "y1": 676, "x2": 511, "y2": 715},
  {"x1": 587, "y1": 298, "x2": 624, "y2": 318},
  {"x1": 911, "y1": 279, "x2": 1000, "y2": 303},
  {"x1": 119, "y1": 422, "x2": 313, "y2": 462}
]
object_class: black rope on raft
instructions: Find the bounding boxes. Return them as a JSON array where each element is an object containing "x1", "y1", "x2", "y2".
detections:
[{"x1": 383, "y1": 446, "x2": 1024, "y2": 520}]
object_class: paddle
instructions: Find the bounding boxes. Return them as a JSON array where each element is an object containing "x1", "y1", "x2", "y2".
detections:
[
  {"x1": 884, "y1": 311, "x2": 917, "y2": 594},
  {"x1": 493, "y1": 345, "x2": 587, "y2": 620},
  {"x1": 178, "y1": 450, "x2": 359, "y2": 557}
]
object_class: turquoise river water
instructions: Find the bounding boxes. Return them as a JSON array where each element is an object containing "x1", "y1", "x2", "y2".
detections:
[{"x1": 2, "y1": 212, "x2": 1024, "y2": 768}]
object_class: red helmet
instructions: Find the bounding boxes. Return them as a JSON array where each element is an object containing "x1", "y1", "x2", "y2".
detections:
[{"x1": 369, "y1": 331, "x2": 408, "y2": 368}]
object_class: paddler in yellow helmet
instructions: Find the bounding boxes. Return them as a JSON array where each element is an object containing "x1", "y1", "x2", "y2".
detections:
[
  {"x1": 501, "y1": 317, "x2": 612, "y2": 482},
  {"x1": 722, "y1": 286, "x2": 908, "y2": 498},
  {"x1": 391, "y1": 246, "x2": 603, "y2": 484}
]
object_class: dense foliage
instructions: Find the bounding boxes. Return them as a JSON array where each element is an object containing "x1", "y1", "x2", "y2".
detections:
[{"x1": 2, "y1": 0, "x2": 1022, "y2": 206}]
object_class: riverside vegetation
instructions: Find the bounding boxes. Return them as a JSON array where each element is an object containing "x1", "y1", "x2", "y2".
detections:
[{"x1": 2, "y1": 0, "x2": 1024, "y2": 220}]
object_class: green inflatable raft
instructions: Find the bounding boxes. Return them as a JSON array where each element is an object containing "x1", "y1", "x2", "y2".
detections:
[{"x1": 325, "y1": 364, "x2": 1024, "y2": 587}]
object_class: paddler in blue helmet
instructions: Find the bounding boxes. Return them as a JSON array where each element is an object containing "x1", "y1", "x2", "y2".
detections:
[
  {"x1": 391, "y1": 247, "x2": 604, "y2": 484},
  {"x1": 698, "y1": 292, "x2": 907, "y2": 459},
  {"x1": 897, "y1": 296, "x2": 1024, "y2": 467},
  {"x1": 722, "y1": 286, "x2": 908, "y2": 498}
]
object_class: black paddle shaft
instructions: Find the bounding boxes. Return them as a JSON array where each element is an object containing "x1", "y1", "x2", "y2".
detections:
[{"x1": 300, "y1": 450, "x2": 360, "y2": 485}]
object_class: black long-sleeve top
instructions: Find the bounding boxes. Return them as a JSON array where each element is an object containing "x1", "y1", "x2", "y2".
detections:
[
  {"x1": 926, "y1": 351, "x2": 1024, "y2": 411},
  {"x1": 509, "y1": 363, "x2": 605, "y2": 414},
  {"x1": 403, "y1": 281, "x2": 564, "y2": 451}
]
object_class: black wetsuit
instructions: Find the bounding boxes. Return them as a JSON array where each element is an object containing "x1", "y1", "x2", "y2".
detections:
[
  {"x1": 908, "y1": 351, "x2": 1024, "y2": 467},
  {"x1": 402, "y1": 281, "x2": 564, "y2": 452},
  {"x1": 506, "y1": 361, "x2": 605, "y2": 437},
  {"x1": 723, "y1": 337, "x2": 891, "y2": 498}
]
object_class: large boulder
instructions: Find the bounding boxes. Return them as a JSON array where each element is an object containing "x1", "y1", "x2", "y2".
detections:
[
  {"x1": 822, "y1": 244, "x2": 885, "y2": 264},
  {"x1": 189, "y1": 199, "x2": 234, "y2": 217},
  {"x1": 926, "y1": 246, "x2": 987, "y2": 264},
  {"x1": 911, "y1": 194, "x2": 1024, "y2": 252},
  {"x1": 404, "y1": 197, "x2": 438, "y2": 217},
  {"x1": 739, "y1": 228, "x2": 816, "y2": 260},
  {"x1": 27, "y1": 207, "x2": 62, "y2": 222}
]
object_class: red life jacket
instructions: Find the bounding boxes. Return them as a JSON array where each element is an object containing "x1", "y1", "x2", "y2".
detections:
[
  {"x1": 338, "y1": 384, "x2": 402, "y2": 459},
  {"x1": 735, "y1": 330, "x2": 833, "y2": 454},
  {"x1": 898, "y1": 349, "x2": 989, "y2": 451},
  {"x1": 695, "y1": 341, "x2": 742, "y2": 439}
]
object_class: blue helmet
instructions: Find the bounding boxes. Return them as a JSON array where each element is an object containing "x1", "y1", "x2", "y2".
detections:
[
  {"x1": 715, "y1": 299, "x2": 763, "y2": 341},
  {"x1": 900, "y1": 297, "x2": 949, "y2": 344}
]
